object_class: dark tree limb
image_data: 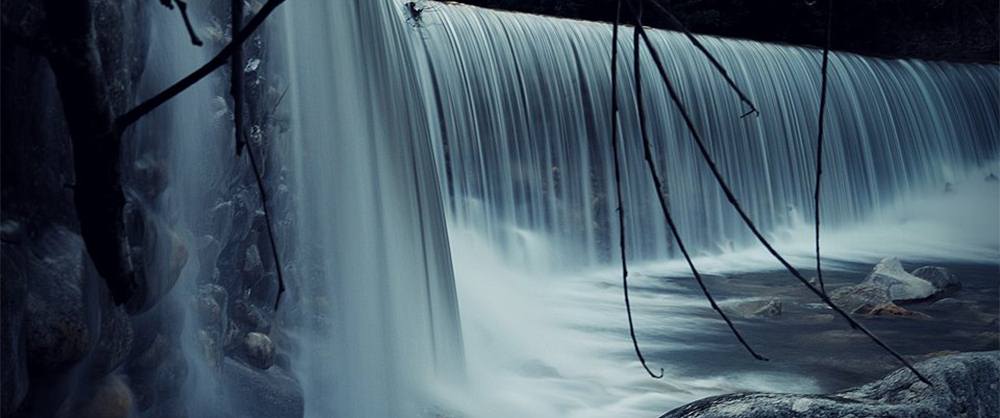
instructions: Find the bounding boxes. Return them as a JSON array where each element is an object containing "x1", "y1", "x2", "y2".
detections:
[
  {"x1": 644, "y1": 0, "x2": 758, "y2": 117},
  {"x1": 42, "y1": 0, "x2": 138, "y2": 308},
  {"x1": 243, "y1": 133, "x2": 286, "y2": 311},
  {"x1": 632, "y1": 3, "x2": 767, "y2": 362},
  {"x1": 623, "y1": 0, "x2": 931, "y2": 385},
  {"x1": 116, "y1": 0, "x2": 286, "y2": 131},
  {"x1": 231, "y1": 0, "x2": 246, "y2": 155},
  {"x1": 813, "y1": 0, "x2": 834, "y2": 295},
  {"x1": 610, "y1": 0, "x2": 663, "y2": 379}
]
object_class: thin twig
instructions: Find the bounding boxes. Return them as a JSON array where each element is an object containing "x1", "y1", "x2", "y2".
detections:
[
  {"x1": 243, "y1": 132, "x2": 286, "y2": 311},
  {"x1": 232, "y1": 0, "x2": 246, "y2": 155},
  {"x1": 116, "y1": 0, "x2": 287, "y2": 130},
  {"x1": 644, "y1": 0, "x2": 757, "y2": 117},
  {"x1": 632, "y1": 4, "x2": 767, "y2": 362},
  {"x1": 814, "y1": 0, "x2": 834, "y2": 295},
  {"x1": 611, "y1": 0, "x2": 663, "y2": 379},
  {"x1": 623, "y1": 0, "x2": 931, "y2": 385}
]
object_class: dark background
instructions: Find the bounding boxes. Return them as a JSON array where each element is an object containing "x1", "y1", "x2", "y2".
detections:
[{"x1": 456, "y1": 0, "x2": 999, "y2": 63}]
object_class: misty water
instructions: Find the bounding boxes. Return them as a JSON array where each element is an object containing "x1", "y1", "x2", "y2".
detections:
[{"x1": 154, "y1": 1, "x2": 998, "y2": 417}]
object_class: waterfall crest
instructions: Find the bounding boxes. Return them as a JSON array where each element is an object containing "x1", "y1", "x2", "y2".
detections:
[{"x1": 418, "y1": 4, "x2": 999, "y2": 267}]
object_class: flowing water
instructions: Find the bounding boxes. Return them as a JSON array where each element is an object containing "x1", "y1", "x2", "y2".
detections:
[{"x1": 150, "y1": 0, "x2": 999, "y2": 416}]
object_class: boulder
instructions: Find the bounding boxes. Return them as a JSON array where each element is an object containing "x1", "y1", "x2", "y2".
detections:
[
  {"x1": 219, "y1": 357, "x2": 304, "y2": 418},
  {"x1": 243, "y1": 332, "x2": 275, "y2": 370},
  {"x1": 862, "y1": 258, "x2": 937, "y2": 302},
  {"x1": 23, "y1": 227, "x2": 91, "y2": 373},
  {"x1": 69, "y1": 374, "x2": 134, "y2": 418},
  {"x1": 911, "y1": 266, "x2": 961, "y2": 293},
  {"x1": 661, "y1": 351, "x2": 1000, "y2": 418}
]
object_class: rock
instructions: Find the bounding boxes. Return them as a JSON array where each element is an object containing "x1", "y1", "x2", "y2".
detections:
[
  {"x1": 830, "y1": 284, "x2": 891, "y2": 314},
  {"x1": 70, "y1": 374, "x2": 134, "y2": 418},
  {"x1": 862, "y1": 257, "x2": 936, "y2": 302},
  {"x1": 23, "y1": 227, "x2": 90, "y2": 373},
  {"x1": 722, "y1": 298, "x2": 783, "y2": 319},
  {"x1": 2, "y1": 243, "x2": 30, "y2": 415},
  {"x1": 232, "y1": 299, "x2": 271, "y2": 334},
  {"x1": 911, "y1": 266, "x2": 961, "y2": 293},
  {"x1": 129, "y1": 214, "x2": 189, "y2": 314},
  {"x1": 861, "y1": 303, "x2": 932, "y2": 319},
  {"x1": 243, "y1": 332, "x2": 275, "y2": 370},
  {"x1": 195, "y1": 284, "x2": 228, "y2": 329},
  {"x1": 219, "y1": 357, "x2": 304, "y2": 418},
  {"x1": 661, "y1": 351, "x2": 1000, "y2": 418},
  {"x1": 88, "y1": 300, "x2": 134, "y2": 377}
]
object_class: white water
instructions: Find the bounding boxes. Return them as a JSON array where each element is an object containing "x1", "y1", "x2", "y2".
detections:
[
  {"x1": 406, "y1": 3, "x2": 999, "y2": 417},
  {"x1": 275, "y1": 2, "x2": 464, "y2": 417}
]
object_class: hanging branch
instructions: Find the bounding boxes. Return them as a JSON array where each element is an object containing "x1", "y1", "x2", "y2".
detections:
[
  {"x1": 644, "y1": 0, "x2": 757, "y2": 117},
  {"x1": 622, "y1": 0, "x2": 931, "y2": 385},
  {"x1": 232, "y1": 0, "x2": 246, "y2": 155},
  {"x1": 813, "y1": 0, "x2": 834, "y2": 295},
  {"x1": 610, "y1": 0, "x2": 663, "y2": 379},
  {"x1": 632, "y1": 3, "x2": 767, "y2": 362},
  {"x1": 244, "y1": 132, "x2": 286, "y2": 311},
  {"x1": 116, "y1": 0, "x2": 287, "y2": 131},
  {"x1": 161, "y1": 0, "x2": 204, "y2": 46}
]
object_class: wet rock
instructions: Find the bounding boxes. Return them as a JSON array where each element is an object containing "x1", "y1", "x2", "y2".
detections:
[
  {"x1": 233, "y1": 299, "x2": 271, "y2": 334},
  {"x1": 243, "y1": 332, "x2": 275, "y2": 370},
  {"x1": 129, "y1": 214, "x2": 189, "y2": 314},
  {"x1": 860, "y1": 303, "x2": 932, "y2": 319},
  {"x1": 830, "y1": 284, "x2": 891, "y2": 314},
  {"x1": 70, "y1": 374, "x2": 134, "y2": 418},
  {"x1": 197, "y1": 329, "x2": 222, "y2": 368},
  {"x1": 862, "y1": 258, "x2": 936, "y2": 302},
  {"x1": 2, "y1": 243, "x2": 30, "y2": 414},
  {"x1": 722, "y1": 298, "x2": 783, "y2": 319},
  {"x1": 196, "y1": 284, "x2": 228, "y2": 328},
  {"x1": 911, "y1": 266, "x2": 961, "y2": 294},
  {"x1": 220, "y1": 357, "x2": 304, "y2": 418},
  {"x1": 24, "y1": 227, "x2": 90, "y2": 373},
  {"x1": 88, "y1": 300, "x2": 134, "y2": 377},
  {"x1": 661, "y1": 351, "x2": 1000, "y2": 418}
]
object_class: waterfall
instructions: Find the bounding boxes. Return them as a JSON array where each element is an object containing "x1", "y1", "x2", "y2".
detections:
[
  {"x1": 417, "y1": 3, "x2": 999, "y2": 268},
  {"x1": 276, "y1": 1, "x2": 464, "y2": 417}
]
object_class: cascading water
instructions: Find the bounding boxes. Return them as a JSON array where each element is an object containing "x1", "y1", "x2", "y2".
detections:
[
  {"x1": 275, "y1": 2, "x2": 464, "y2": 417},
  {"x1": 417, "y1": 3, "x2": 999, "y2": 268}
]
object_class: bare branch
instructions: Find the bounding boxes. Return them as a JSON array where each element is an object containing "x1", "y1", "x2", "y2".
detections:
[
  {"x1": 623, "y1": 0, "x2": 931, "y2": 386},
  {"x1": 116, "y1": 0, "x2": 286, "y2": 131},
  {"x1": 611, "y1": 0, "x2": 663, "y2": 380},
  {"x1": 631, "y1": 2, "x2": 767, "y2": 362}
]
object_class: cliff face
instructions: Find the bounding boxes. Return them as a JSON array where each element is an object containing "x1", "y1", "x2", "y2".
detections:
[
  {"x1": 1, "y1": 2, "x2": 300, "y2": 417},
  {"x1": 457, "y1": 0, "x2": 999, "y2": 63}
]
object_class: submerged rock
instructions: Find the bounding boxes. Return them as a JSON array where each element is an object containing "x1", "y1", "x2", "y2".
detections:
[
  {"x1": 829, "y1": 284, "x2": 891, "y2": 314},
  {"x1": 861, "y1": 303, "x2": 932, "y2": 319},
  {"x1": 722, "y1": 298, "x2": 783, "y2": 319},
  {"x1": 661, "y1": 351, "x2": 999, "y2": 418},
  {"x1": 911, "y1": 266, "x2": 961, "y2": 294},
  {"x1": 862, "y1": 258, "x2": 936, "y2": 302}
]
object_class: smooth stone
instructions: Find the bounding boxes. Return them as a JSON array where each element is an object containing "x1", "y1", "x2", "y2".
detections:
[
  {"x1": 862, "y1": 257, "x2": 936, "y2": 302},
  {"x1": 243, "y1": 332, "x2": 275, "y2": 370},
  {"x1": 661, "y1": 351, "x2": 1000, "y2": 418}
]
